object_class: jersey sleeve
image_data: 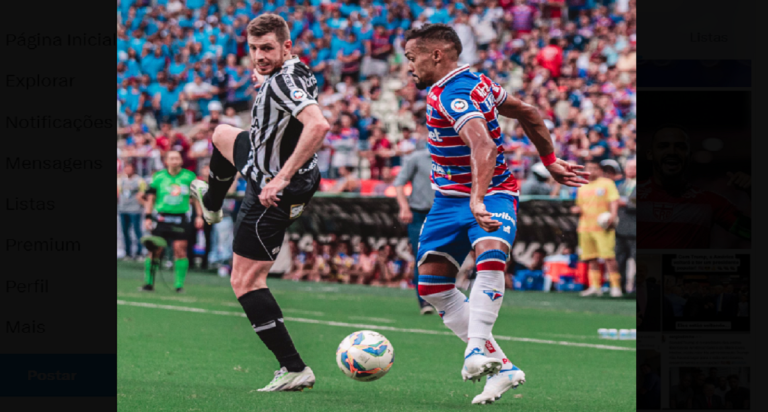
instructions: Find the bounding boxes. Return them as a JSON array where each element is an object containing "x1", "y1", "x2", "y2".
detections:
[
  {"x1": 606, "y1": 181, "x2": 620, "y2": 202},
  {"x1": 269, "y1": 73, "x2": 319, "y2": 117},
  {"x1": 490, "y1": 80, "x2": 508, "y2": 106},
  {"x1": 147, "y1": 171, "x2": 161, "y2": 195},
  {"x1": 437, "y1": 81, "x2": 485, "y2": 133}
]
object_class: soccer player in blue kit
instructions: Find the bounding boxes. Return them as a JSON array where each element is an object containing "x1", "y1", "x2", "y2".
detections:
[{"x1": 404, "y1": 24, "x2": 590, "y2": 405}]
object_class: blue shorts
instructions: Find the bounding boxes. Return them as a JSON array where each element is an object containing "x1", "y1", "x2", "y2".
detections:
[{"x1": 416, "y1": 194, "x2": 519, "y2": 269}]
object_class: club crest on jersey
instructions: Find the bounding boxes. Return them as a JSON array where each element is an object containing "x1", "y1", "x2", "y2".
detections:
[
  {"x1": 290, "y1": 203, "x2": 305, "y2": 219},
  {"x1": 291, "y1": 89, "x2": 306, "y2": 100},
  {"x1": 483, "y1": 290, "x2": 503, "y2": 301},
  {"x1": 451, "y1": 99, "x2": 468, "y2": 112}
]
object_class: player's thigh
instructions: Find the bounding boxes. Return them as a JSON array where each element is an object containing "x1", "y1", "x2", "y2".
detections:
[
  {"x1": 595, "y1": 230, "x2": 616, "y2": 259},
  {"x1": 416, "y1": 199, "x2": 471, "y2": 272},
  {"x1": 469, "y1": 194, "x2": 518, "y2": 256},
  {"x1": 231, "y1": 253, "x2": 274, "y2": 298},
  {"x1": 578, "y1": 231, "x2": 599, "y2": 261},
  {"x1": 211, "y1": 124, "x2": 245, "y2": 165}
]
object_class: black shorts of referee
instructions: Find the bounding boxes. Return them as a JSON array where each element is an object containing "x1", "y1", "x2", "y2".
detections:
[
  {"x1": 152, "y1": 213, "x2": 190, "y2": 242},
  {"x1": 231, "y1": 131, "x2": 320, "y2": 261}
]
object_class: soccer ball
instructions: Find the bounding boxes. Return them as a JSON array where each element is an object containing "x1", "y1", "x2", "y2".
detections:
[
  {"x1": 597, "y1": 212, "x2": 617, "y2": 229},
  {"x1": 336, "y1": 330, "x2": 394, "y2": 382}
]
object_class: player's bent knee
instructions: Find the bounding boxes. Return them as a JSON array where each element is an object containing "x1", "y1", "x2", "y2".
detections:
[
  {"x1": 212, "y1": 124, "x2": 235, "y2": 146},
  {"x1": 475, "y1": 249, "x2": 507, "y2": 274}
]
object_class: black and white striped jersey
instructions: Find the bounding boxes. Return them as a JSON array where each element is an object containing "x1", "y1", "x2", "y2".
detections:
[{"x1": 243, "y1": 57, "x2": 319, "y2": 182}]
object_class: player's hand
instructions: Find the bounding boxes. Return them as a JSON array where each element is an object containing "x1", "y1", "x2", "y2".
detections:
[
  {"x1": 144, "y1": 217, "x2": 153, "y2": 231},
  {"x1": 252, "y1": 70, "x2": 264, "y2": 90},
  {"x1": 570, "y1": 205, "x2": 581, "y2": 215},
  {"x1": 195, "y1": 216, "x2": 204, "y2": 230},
  {"x1": 259, "y1": 176, "x2": 290, "y2": 208},
  {"x1": 470, "y1": 202, "x2": 501, "y2": 233},
  {"x1": 726, "y1": 172, "x2": 751, "y2": 190},
  {"x1": 546, "y1": 159, "x2": 590, "y2": 187},
  {"x1": 398, "y1": 207, "x2": 413, "y2": 224}
]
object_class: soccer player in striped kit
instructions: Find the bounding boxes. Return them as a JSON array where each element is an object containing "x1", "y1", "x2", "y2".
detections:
[
  {"x1": 190, "y1": 14, "x2": 328, "y2": 392},
  {"x1": 404, "y1": 24, "x2": 589, "y2": 404}
]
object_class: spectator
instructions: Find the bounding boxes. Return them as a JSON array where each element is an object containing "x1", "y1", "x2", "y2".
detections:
[
  {"x1": 118, "y1": 163, "x2": 147, "y2": 260},
  {"x1": 521, "y1": 162, "x2": 553, "y2": 195},
  {"x1": 329, "y1": 166, "x2": 361, "y2": 194},
  {"x1": 369, "y1": 127, "x2": 392, "y2": 180},
  {"x1": 330, "y1": 116, "x2": 360, "y2": 177},
  {"x1": 183, "y1": 74, "x2": 215, "y2": 123}
]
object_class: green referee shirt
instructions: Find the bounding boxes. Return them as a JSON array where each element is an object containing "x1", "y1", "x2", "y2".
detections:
[{"x1": 149, "y1": 169, "x2": 197, "y2": 214}]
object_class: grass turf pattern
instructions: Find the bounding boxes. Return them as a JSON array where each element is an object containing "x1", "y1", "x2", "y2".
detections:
[{"x1": 118, "y1": 262, "x2": 635, "y2": 411}]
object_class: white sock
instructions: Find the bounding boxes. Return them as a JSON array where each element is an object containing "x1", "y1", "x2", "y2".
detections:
[
  {"x1": 419, "y1": 281, "x2": 510, "y2": 363},
  {"x1": 466, "y1": 250, "x2": 507, "y2": 356}
]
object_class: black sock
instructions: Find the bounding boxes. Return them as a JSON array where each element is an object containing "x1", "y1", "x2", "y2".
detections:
[
  {"x1": 238, "y1": 289, "x2": 306, "y2": 372},
  {"x1": 203, "y1": 146, "x2": 237, "y2": 212}
]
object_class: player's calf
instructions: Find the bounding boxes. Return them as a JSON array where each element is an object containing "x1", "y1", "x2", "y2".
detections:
[{"x1": 201, "y1": 125, "x2": 242, "y2": 214}]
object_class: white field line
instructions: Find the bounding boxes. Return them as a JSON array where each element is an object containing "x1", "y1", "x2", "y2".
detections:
[
  {"x1": 347, "y1": 316, "x2": 396, "y2": 324},
  {"x1": 117, "y1": 300, "x2": 635, "y2": 352}
]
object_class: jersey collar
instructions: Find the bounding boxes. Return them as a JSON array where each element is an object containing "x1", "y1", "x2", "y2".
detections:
[{"x1": 434, "y1": 64, "x2": 470, "y2": 88}]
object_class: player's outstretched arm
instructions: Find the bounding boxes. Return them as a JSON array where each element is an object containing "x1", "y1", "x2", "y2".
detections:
[
  {"x1": 497, "y1": 95, "x2": 589, "y2": 187},
  {"x1": 459, "y1": 118, "x2": 502, "y2": 233},
  {"x1": 259, "y1": 104, "x2": 330, "y2": 207}
]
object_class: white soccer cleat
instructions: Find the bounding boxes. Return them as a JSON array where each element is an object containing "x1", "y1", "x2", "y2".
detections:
[
  {"x1": 257, "y1": 366, "x2": 315, "y2": 392},
  {"x1": 190, "y1": 180, "x2": 222, "y2": 225},
  {"x1": 461, "y1": 348, "x2": 503, "y2": 383},
  {"x1": 472, "y1": 365, "x2": 526, "y2": 405},
  {"x1": 610, "y1": 286, "x2": 623, "y2": 298},
  {"x1": 579, "y1": 287, "x2": 603, "y2": 297}
]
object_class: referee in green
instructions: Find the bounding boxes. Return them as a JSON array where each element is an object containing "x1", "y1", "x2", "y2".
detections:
[{"x1": 142, "y1": 150, "x2": 203, "y2": 292}]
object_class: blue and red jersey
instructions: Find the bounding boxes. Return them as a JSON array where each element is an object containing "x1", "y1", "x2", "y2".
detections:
[{"x1": 425, "y1": 65, "x2": 520, "y2": 197}]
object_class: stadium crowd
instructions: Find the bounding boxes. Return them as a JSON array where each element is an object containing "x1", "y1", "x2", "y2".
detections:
[
  {"x1": 117, "y1": 0, "x2": 637, "y2": 290},
  {"x1": 118, "y1": 0, "x2": 636, "y2": 193}
]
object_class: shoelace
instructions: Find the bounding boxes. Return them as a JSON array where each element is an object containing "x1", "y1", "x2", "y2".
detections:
[{"x1": 267, "y1": 367, "x2": 288, "y2": 385}]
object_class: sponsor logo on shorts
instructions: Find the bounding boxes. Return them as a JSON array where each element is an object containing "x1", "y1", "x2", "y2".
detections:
[
  {"x1": 438, "y1": 311, "x2": 445, "y2": 318},
  {"x1": 451, "y1": 99, "x2": 468, "y2": 112},
  {"x1": 290, "y1": 204, "x2": 305, "y2": 219},
  {"x1": 492, "y1": 212, "x2": 515, "y2": 222},
  {"x1": 483, "y1": 289, "x2": 503, "y2": 301},
  {"x1": 503, "y1": 226, "x2": 511, "y2": 234},
  {"x1": 272, "y1": 246, "x2": 281, "y2": 255}
]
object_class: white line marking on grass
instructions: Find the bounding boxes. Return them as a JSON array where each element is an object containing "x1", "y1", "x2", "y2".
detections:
[
  {"x1": 348, "y1": 316, "x2": 396, "y2": 324},
  {"x1": 117, "y1": 300, "x2": 635, "y2": 352}
]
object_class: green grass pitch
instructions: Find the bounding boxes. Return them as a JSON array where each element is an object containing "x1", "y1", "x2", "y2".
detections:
[{"x1": 117, "y1": 261, "x2": 636, "y2": 411}]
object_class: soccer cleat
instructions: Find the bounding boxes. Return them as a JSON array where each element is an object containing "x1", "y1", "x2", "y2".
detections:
[
  {"x1": 419, "y1": 301, "x2": 435, "y2": 315},
  {"x1": 175, "y1": 288, "x2": 185, "y2": 294},
  {"x1": 257, "y1": 366, "x2": 315, "y2": 392},
  {"x1": 609, "y1": 286, "x2": 623, "y2": 298},
  {"x1": 461, "y1": 348, "x2": 502, "y2": 383},
  {"x1": 139, "y1": 284, "x2": 154, "y2": 292},
  {"x1": 191, "y1": 180, "x2": 222, "y2": 225},
  {"x1": 579, "y1": 287, "x2": 603, "y2": 297},
  {"x1": 472, "y1": 365, "x2": 526, "y2": 405}
]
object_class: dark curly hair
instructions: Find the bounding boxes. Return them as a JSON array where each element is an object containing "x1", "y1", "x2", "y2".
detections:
[{"x1": 404, "y1": 24, "x2": 463, "y2": 57}]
